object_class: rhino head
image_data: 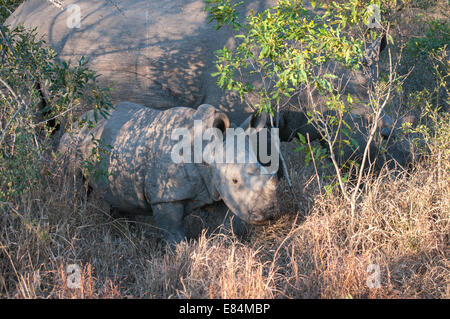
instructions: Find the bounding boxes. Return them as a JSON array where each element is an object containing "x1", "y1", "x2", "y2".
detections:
[{"x1": 193, "y1": 105, "x2": 281, "y2": 226}]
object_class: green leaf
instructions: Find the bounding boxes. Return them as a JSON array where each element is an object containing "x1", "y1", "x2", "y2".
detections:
[
  {"x1": 298, "y1": 133, "x2": 306, "y2": 144},
  {"x1": 347, "y1": 93, "x2": 353, "y2": 104}
]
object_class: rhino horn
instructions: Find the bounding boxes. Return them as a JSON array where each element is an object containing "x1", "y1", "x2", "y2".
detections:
[
  {"x1": 195, "y1": 104, "x2": 231, "y2": 134},
  {"x1": 239, "y1": 111, "x2": 267, "y2": 133}
]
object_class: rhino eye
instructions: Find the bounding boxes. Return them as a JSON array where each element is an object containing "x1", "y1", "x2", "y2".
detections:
[{"x1": 232, "y1": 178, "x2": 239, "y2": 184}]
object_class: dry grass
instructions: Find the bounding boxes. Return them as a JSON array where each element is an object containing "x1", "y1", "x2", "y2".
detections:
[
  {"x1": 0, "y1": 0, "x2": 448, "y2": 300},
  {"x1": 0, "y1": 139, "x2": 448, "y2": 299}
]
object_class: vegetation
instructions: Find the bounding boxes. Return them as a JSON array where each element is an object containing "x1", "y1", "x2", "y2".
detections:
[
  {"x1": 0, "y1": 24, "x2": 112, "y2": 201},
  {"x1": 206, "y1": 0, "x2": 413, "y2": 215},
  {"x1": 0, "y1": 0, "x2": 21, "y2": 24},
  {"x1": 0, "y1": 0, "x2": 448, "y2": 298}
]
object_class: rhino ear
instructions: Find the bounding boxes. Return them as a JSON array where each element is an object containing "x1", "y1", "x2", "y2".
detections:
[
  {"x1": 213, "y1": 112, "x2": 230, "y2": 134},
  {"x1": 196, "y1": 104, "x2": 216, "y2": 116},
  {"x1": 240, "y1": 111, "x2": 267, "y2": 133},
  {"x1": 195, "y1": 104, "x2": 230, "y2": 133}
]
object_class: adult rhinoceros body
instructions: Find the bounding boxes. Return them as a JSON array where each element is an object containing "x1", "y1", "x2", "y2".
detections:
[
  {"x1": 6, "y1": 0, "x2": 278, "y2": 124},
  {"x1": 58, "y1": 102, "x2": 280, "y2": 244},
  {"x1": 8, "y1": 0, "x2": 416, "y2": 171}
]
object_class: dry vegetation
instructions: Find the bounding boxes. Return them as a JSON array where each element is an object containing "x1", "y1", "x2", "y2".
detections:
[
  {"x1": 1, "y1": 137, "x2": 448, "y2": 298},
  {"x1": 0, "y1": 0, "x2": 449, "y2": 299}
]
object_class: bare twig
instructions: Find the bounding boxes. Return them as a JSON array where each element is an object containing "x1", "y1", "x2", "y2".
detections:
[
  {"x1": 305, "y1": 76, "x2": 350, "y2": 201},
  {"x1": 306, "y1": 133, "x2": 322, "y2": 196},
  {"x1": 0, "y1": 77, "x2": 27, "y2": 145},
  {"x1": 350, "y1": 24, "x2": 394, "y2": 220},
  {"x1": 32, "y1": 102, "x2": 78, "y2": 128}
]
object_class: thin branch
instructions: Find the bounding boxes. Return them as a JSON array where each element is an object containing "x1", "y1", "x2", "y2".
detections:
[
  {"x1": 307, "y1": 132, "x2": 322, "y2": 196},
  {"x1": 32, "y1": 101, "x2": 77, "y2": 128},
  {"x1": 0, "y1": 6, "x2": 13, "y2": 16},
  {"x1": 305, "y1": 76, "x2": 350, "y2": 201},
  {"x1": 350, "y1": 24, "x2": 393, "y2": 219},
  {"x1": 0, "y1": 77, "x2": 27, "y2": 145},
  {"x1": 0, "y1": 106, "x2": 22, "y2": 145}
]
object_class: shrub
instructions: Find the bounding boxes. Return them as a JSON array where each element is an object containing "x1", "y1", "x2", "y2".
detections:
[
  {"x1": 0, "y1": 0, "x2": 23, "y2": 24},
  {"x1": 0, "y1": 25, "x2": 112, "y2": 202},
  {"x1": 401, "y1": 19, "x2": 450, "y2": 104}
]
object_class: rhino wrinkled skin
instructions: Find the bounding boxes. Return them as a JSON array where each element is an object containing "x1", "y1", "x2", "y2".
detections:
[
  {"x1": 58, "y1": 102, "x2": 280, "y2": 244},
  {"x1": 6, "y1": 0, "x2": 278, "y2": 125},
  {"x1": 7, "y1": 0, "x2": 416, "y2": 169},
  {"x1": 277, "y1": 109, "x2": 417, "y2": 170}
]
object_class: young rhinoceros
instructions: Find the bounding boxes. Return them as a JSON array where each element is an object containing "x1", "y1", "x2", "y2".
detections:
[{"x1": 58, "y1": 102, "x2": 280, "y2": 244}]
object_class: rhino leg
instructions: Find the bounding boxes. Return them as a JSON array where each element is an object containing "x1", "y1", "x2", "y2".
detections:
[
  {"x1": 152, "y1": 202, "x2": 186, "y2": 246},
  {"x1": 220, "y1": 210, "x2": 250, "y2": 238}
]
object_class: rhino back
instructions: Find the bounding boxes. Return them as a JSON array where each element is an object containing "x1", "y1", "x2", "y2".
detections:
[
  {"x1": 6, "y1": 0, "x2": 277, "y2": 124},
  {"x1": 89, "y1": 102, "x2": 202, "y2": 212}
]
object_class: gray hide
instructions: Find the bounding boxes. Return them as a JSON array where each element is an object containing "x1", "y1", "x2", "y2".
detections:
[
  {"x1": 6, "y1": 0, "x2": 384, "y2": 124},
  {"x1": 8, "y1": 0, "x2": 414, "y2": 169},
  {"x1": 58, "y1": 102, "x2": 280, "y2": 244},
  {"x1": 276, "y1": 109, "x2": 417, "y2": 171},
  {"x1": 6, "y1": 0, "x2": 279, "y2": 125}
]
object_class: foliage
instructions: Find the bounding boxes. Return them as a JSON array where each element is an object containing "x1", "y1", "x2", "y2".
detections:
[
  {"x1": 81, "y1": 134, "x2": 112, "y2": 184},
  {"x1": 0, "y1": 0, "x2": 23, "y2": 24},
  {"x1": 0, "y1": 25, "x2": 112, "y2": 202},
  {"x1": 208, "y1": 0, "x2": 366, "y2": 116},
  {"x1": 406, "y1": 47, "x2": 449, "y2": 163},
  {"x1": 294, "y1": 133, "x2": 328, "y2": 169},
  {"x1": 204, "y1": 0, "x2": 244, "y2": 30},
  {"x1": 205, "y1": 0, "x2": 395, "y2": 203},
  {"x1": 405, "y1": 19, "x2": 449, "y2": 57},
  {"x1": 398, "y1": 18, "x2": 449, "y2": 106}
]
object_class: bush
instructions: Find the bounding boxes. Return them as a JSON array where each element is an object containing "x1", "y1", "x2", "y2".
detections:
[
  {"x1": 0, "y1": 0, "x2": 23, "y2": 24},
  {"x1": 401, "y1": 19, "x2": 450, "y2": 104},
  {"x1": 0, "y1": 25, "x2": 112, "y2": 202}
]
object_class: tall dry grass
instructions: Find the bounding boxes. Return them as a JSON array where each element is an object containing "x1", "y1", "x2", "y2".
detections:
[{"x1": 0, "y1": 136, "x2": 448, "y2": 298}]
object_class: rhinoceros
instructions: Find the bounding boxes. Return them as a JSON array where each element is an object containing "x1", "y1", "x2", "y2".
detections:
[
  {"x1": 6, "y1": 0, "x2": 279, "y2": 125},
  {"x1": 58, "y1": 102, "x2": 280, "y2": 244},
  {"x1": 5, "y1": 0, "x2": 385, "y2": 125},
  {"x1": 277, "y1": 108, "x2": 417, "y2": 171},
  {"x1": 8, "y1": 0, "x2": 415, "y2": 170}
]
